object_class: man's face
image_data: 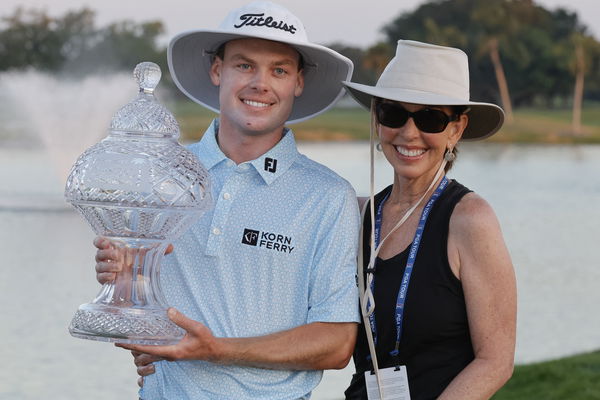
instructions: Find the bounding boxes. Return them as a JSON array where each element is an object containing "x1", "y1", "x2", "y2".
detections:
[{"x1": 209, "y1": 38, "x2": 304, "y2": 138}]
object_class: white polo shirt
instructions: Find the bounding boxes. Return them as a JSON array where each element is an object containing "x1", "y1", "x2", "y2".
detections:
[{"x1": 141, "y1": 119, "x2": 360, "y2": 400}]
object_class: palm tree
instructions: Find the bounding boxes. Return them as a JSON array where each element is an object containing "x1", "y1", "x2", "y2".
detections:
[
  {"x1": 470, "y1": 0, "x2": 518, "y2": 123},
  {"x1": 569, "y1": 33, "x2": 599, "y2": 136},
  {"x1": 486, "y1": 36, "x2": 513, "y2": 123}
]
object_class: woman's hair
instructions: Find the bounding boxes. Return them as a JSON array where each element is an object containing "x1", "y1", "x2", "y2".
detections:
[{"x1": 444, "y1": 105, "x2": 469, "y2": 172}]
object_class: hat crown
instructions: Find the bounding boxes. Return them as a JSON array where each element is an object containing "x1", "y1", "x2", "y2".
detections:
[
  {"x1": 378, "y1": 40, "x2": 470, "y2": 101},
  {"x1": 219, "y1": 1, "x2": 308, "y2": 43}
]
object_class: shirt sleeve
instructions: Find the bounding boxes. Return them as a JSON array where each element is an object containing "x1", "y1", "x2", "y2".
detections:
[{"x1": 307, "y1": 181, "x2": 361, "y2": 324}]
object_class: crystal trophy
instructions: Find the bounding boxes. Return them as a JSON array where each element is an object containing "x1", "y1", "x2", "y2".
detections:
[{"x1": 65, "y1": 62, "x2": 211, "y2": 345}]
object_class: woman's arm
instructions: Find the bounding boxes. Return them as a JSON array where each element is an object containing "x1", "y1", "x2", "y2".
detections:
[{"x1": 441, "y1": 193, "x2": 517, "y2": 400}]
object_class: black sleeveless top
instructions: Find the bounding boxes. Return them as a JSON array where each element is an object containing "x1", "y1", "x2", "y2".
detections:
[{"x1": 345, "y1": 180, "x2": 474, "y2": 400}]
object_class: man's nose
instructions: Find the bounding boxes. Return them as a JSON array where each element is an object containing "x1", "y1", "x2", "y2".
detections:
[{"x1": 249, "y1": 69, "x2": 270, "y2": 91}]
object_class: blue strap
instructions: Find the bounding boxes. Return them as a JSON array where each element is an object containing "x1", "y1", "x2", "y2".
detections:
[{"x1": 368, "y1": 176, "x2": 449, "y2": 359}]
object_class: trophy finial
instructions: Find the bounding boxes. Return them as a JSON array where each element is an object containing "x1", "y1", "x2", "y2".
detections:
[
  {"x1": 110, "y1": 61, "x2": 178, "y2": 136},
  {"x1": 134, "y1": 62, "x2": 161, "y2": 94}
]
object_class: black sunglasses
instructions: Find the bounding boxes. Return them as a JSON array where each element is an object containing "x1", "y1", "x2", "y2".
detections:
[{"x1": 375, "y1": 102, "x2": 459, "y2": 133}]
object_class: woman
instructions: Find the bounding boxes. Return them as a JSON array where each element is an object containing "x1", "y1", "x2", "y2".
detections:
[{"x1": 343, "y1": 40, "x2": 517, "y2": 400}]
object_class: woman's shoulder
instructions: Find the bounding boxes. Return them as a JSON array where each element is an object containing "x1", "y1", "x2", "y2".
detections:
[
  {"x1": 447, "y1": 185, "x2": 511, "y2": 280},
  {"x1": 449, "y1": 189, "x2": 503, "y2": 244},
  {"x1": 452, "y1": 190, "x2": 497, "y2": 224}
]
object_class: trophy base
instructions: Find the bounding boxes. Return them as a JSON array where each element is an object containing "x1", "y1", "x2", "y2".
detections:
[{"x1": 69, "y1": 303, "x2": 185, "y2": 345}]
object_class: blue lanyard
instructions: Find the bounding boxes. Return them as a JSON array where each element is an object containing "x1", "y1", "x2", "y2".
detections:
[{"x1": 369, "y1": 176, "x2": 449, "y2": 359}]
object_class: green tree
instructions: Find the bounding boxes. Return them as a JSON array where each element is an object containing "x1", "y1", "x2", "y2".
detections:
[
  {"x1": 421, "y1": 17, "x2": 468, "y2": 48},
  {"x1": 328, "y1": 42, "x2": 394, "y2": 87},
  {"x1": 0, "y1": 7, "x2": 88, "y2": 71},
  {"x1": 363, "y1": 42, "x2": 394, "y2": 82},
  {"x1": 469, "y1": 0, "x2": 520, "y2": 122},
  {"x1": 327, "y1": 43, "x2": 373, "y2": 85},
  {"x1": 379, "y1": 0, "x2": 598, "y2": 109},
  {"x1": 567, "y1": 33, "x2": 600, "y2": 135},
  {"x1": 67, "y1": 20, "x2": 165, "y2": 73},
  {"x1": 0, "y1": 7, "x2": 166, "y2": 75}
]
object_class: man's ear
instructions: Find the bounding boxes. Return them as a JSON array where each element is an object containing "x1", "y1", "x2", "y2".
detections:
[
  {"x1": 294, "y1": 70, "x2": 304, "y2": 97},
  {"x1": 209, "y1": 58, "x2": 222, "y2": 87}
]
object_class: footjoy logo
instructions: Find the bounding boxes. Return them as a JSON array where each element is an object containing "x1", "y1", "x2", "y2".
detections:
[
  {"x1": 241, "y1": 228, "x2": 294, "y2": 253},
  {"x1": 264, "y1": 157, "x2": 277, "y2": 173}
]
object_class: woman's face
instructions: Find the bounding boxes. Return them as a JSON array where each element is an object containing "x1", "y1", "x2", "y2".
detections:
[{"x1": 377, "y1": 100, "x2": 468, "y2": 182}]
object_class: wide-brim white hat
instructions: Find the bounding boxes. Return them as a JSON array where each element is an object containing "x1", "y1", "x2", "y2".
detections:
[
  {"x1": 344, "y1": 40, "x2": 504, "y2": 140},
  {"x1": 168, "y1": 1, "x2": 353, "y2": 124}
]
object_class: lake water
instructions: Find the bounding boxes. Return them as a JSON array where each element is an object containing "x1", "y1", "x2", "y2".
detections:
[{"x1": 1, "y1": 142, "x2": 599, "y2": 400}]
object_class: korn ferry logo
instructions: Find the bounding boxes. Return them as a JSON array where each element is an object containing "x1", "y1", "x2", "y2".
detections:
[
  {"x1": 242, "y1": 228, "x2": 294, "y2": 253},
  {"x1": 242, "y1": 229, "x2": 260, "y2": 246}
]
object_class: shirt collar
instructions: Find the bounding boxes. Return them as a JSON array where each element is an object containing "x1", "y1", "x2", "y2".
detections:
[
  {"x1": 195, "y1": 118, "x2": 300, "y2": 185},
  {"x1": 194, "y1": 119, "x2": 228, "y2": 170}
]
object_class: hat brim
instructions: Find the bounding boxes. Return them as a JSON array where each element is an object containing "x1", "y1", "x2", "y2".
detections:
[
  {"x1": 343, "y1": 81, "x2": 504, "y2": 141},
  {"x1": 168, "y1": 30, "x2": 353, "y2": 124}
]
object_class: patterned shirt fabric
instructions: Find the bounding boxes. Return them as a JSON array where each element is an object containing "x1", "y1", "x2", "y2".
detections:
[{"x1": 140, "y1": 119, "x2": 360, "y2": 400}]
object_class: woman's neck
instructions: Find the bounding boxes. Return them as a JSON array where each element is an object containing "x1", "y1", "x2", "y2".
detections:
[{"x1": 387, "y1": 165, "x2": 445, "y2": 210}]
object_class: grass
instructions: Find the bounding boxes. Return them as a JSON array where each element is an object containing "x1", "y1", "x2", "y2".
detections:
[
  {"x1": 170, "y1": 101, "x2": 219, "y2": 141},
  {"x1": 493, "y1": 105, "x2": 600, "y2": 144},
  {"x1": 170, "y1": 101, "x2": 372, "y2": 142},
  {"x1": 171, "y1": 100, "x2": 600, "y2": 144},
  {"x1": 492, "y1": 350, "x2": 600, "y2": 400}
]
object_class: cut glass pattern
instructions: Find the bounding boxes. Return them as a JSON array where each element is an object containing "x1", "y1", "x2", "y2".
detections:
[{"x1": 65, "y1": 62, "x2": 211, "y2": 345}]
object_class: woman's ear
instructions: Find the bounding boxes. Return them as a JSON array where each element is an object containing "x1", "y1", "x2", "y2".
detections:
[{"x1": 449, "y1": 113, "x2": 468, "y2": 143}]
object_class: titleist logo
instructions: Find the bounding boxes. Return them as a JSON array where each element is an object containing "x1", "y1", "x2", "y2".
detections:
[{"x1": 234, "y1": 13, "x2": 297, "y2": 34}]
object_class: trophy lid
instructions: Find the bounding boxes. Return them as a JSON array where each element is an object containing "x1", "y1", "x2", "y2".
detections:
[{"x1": 110, "y1": 62, "x2": 179, "y2": 137}]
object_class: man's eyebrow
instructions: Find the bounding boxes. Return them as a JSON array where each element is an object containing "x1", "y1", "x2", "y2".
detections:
[
  {"x1": 228, "y1": 53, "x2": 255, "y2": 63},
  {"x1": 272, "y1": 59, "x2": 297, "y2": 66},
  {"x1": 228, "y1": 53, "x2": 298, "y2": 67}
]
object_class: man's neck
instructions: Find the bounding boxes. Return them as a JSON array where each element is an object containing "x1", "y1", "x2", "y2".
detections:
[{"x1": 216, "y1": 119, "x2": 285, "y2": 164}]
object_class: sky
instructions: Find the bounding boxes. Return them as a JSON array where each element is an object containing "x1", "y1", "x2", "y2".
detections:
[{"x1": 1, "y1": 0, "x2": 598, "y2": 48}]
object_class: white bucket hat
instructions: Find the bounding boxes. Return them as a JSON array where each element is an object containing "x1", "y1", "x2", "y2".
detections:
[
  {"x1": 343, "y1": 40, "x2": 504, "y2": 140},
  {"x1": 168, "y1": 1, "x2": 353, "y2": 124}
]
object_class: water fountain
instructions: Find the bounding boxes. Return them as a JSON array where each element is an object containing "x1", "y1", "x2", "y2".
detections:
[{"x1": 2, "y1": 70, "x2": 137, "y2": 180}]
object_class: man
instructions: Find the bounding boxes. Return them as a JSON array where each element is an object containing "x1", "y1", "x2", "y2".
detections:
[{"x1": 94, "y1": 2, "x2": 360, "y2": 399}]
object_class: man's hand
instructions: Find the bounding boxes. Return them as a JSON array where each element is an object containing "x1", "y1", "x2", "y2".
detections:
[
  {"x1": 116, "y1": 307, "x2": 357, "y2": 371},
  {"x1": 132, "y1": 351, "x2": 164, "y2": 387},
  {"x1": 93, "y1": 236, "x2": 174, "y2": 284},
  {"x1": 117, "y1": 308, "x2": 221, "y2": 362},
  {"x1": 94, "y1": 237, "x2": 122, "y2": 283}
]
